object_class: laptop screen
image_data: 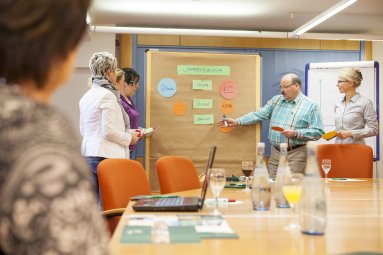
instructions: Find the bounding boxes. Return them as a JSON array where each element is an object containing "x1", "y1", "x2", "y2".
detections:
[{"x1": 199, "y1": 145, "x2": 216, "y2": 209}]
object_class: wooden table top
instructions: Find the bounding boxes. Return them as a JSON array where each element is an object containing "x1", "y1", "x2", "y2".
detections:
[{"x1": 109, "y1": 178, "x2": 383, "y2": 255}]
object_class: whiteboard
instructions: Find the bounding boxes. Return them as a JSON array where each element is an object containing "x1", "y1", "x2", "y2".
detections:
[{"x1": 305, "y1": 61, "x2": 379, "y2": 160}]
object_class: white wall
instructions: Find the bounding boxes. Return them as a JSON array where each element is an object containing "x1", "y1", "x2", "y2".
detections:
[
  {"x1": 373, "y1": 41, "x2": 383, "y2": 178},
  {"x1": 52, "y1": 32, "x2": 115, "y2": 137}
]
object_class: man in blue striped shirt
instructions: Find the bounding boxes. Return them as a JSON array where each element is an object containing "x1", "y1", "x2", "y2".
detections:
[{"x1": 218, "y1": 73, "x2": 324, "y2": 177}]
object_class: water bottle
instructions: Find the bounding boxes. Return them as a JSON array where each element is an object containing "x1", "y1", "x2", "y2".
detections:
[
  {"x1": 274, "y1": 143, "x2": 291, "y2": 208},
  {"x1": 251, "y1": 142, "x2": 271, "y2": 210},
  {"x1": 299, "y1": 141, "x2": 327, "y2": 235}
]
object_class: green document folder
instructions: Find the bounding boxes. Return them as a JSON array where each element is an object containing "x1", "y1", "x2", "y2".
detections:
[{"x1": 120, "y1": 226, "x2": 201, "y2": 244}]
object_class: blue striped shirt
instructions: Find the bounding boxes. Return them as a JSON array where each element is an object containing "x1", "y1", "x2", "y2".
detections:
[{"x1": 237, "y1": 93, "x2": 324, "y2": 147}]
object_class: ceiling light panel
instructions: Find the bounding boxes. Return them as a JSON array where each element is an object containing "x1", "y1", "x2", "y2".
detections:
[{"x1": 92, "y1": 0, "x2": 265, "y2": 19}]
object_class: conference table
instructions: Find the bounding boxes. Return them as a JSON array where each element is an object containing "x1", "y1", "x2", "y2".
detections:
[{"x1": 109, "y1": 178, "x2": 383, "y2": 255}]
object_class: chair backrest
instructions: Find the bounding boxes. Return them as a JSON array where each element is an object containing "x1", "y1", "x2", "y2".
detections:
[
  {"x1": 156, "y1": 156, "x2": 201, "y2": 194},
  {"x1": 98, "y1": 158, "x2": 151, "y2": 210},
  {"x1": 98, "y1": 159, "x2": 151, "y2": 235},
  {"x1": 316, "y1": 144, "x2": 373, "y2": 178}
]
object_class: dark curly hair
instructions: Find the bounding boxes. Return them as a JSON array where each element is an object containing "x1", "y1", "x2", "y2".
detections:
[
  {"x1": 122, "y1": 67, "x2": 140, "y2": 85},
  {"x1": 0, "y1": 0, "x2": 91, "y2": 87}
]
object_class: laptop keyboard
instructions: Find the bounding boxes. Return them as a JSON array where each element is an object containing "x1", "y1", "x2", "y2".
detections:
[{"x1": 154, "y1": 197, "x2": 184, "y2": 206}]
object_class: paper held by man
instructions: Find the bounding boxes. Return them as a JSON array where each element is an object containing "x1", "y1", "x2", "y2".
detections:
[{"x1": 271, "y1": 126, "x2": 284, "y2": 132}]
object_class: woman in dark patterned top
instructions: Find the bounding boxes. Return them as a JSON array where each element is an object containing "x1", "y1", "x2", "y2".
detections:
[{"x1": 0, "y1": 0, "x2": 109, "y2": 254}]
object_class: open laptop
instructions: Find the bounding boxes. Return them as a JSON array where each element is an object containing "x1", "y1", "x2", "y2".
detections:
[{"x1": 132, "y1": 145, "x2": 216, "y2": 212}]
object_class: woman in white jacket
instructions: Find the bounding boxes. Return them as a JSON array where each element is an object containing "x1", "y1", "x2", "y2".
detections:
[{"x1": 79, "y1": 52, "x2": 139, "y2": 208}]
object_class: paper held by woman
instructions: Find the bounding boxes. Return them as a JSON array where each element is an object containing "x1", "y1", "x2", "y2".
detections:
[{"x1": 322, "y1": 130, "x2": 337, "y2": 141}]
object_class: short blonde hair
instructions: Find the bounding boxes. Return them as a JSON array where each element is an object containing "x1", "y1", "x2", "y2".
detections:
[
  {"x1": 339, "y1": 67, "x2": 363, "y2": 87},
  {"x1": 116, "y1": 68, "x2": 125, "y2": 83},
  {"x1": 89, "y1": 52, "x2": 117, "y2": 77}
]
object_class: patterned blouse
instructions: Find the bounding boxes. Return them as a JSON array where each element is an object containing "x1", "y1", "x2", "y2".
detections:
[{"x1": 0, "y1": 85, "x2": 109, "y2": 255}]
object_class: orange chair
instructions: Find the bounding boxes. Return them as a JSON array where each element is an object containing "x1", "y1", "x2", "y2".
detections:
[
  {"x1": 156, "y1": 156, "x2": 201, "y2": 194},
  {"x1": 316, "y1": 144, "x2": 373, "y2": 178},
  {"x1": 98, "y1": 159, "x2": 151, "y2": 235}
]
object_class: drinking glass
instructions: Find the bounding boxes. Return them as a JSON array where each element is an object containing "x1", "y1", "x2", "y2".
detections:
[
  {"x1": 241, "y1": 160, "x2": 254, "y2": 192},
  {"x1": 321, "y1": 159, "x2": 332, "y2": 182},
  {"x1": 282, "y1": 173, "x2": 304, "y2": 231},
  {"x1": 209, "y1": 168, "x2": 226, "y2": 215}
]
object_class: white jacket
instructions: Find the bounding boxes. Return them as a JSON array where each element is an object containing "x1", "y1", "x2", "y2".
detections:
[{"x1": 79, "y1": 83, "x2": 132, "y2": 159}]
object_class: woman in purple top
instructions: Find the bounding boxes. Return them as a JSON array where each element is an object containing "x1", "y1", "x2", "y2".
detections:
[{"x1": 115, "y1": 68, "x2": 141, "y2": 152}]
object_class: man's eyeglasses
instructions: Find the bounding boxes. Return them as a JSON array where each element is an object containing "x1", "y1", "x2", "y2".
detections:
[{"x1": 279, "y1": 83, "x2": 296, "y2": 89}]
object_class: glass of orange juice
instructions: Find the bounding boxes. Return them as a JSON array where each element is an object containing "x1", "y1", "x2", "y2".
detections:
[{"x1": 282, "y1": 173, "x2": 304, "y2": 231}]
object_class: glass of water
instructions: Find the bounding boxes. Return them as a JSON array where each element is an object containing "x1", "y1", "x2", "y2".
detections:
[
  {"x1": 209, "y1": 168, "x2": 226, "y2": 215},
  {"x1": 321, "y1": 159, "x2": 332, "y2": 182}
]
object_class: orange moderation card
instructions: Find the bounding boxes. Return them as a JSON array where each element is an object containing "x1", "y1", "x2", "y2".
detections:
[
  {"x1": 220, "y1": 99, "x2": 234, "y2": 114},
  {"x1": 219, "y1": 126, "x2": 233, "y2": 133},
  {"x1": 271, "y1": 126, "x2": 284, "y2": 132},
  {"x1": 323, "y1": 130, "x2": 337, "y2": 141},
  {"x1": 173, "y1": 101, "x2": 186, "y2": 116}
]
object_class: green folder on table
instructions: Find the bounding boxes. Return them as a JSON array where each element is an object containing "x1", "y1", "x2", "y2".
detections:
[{"x1": 120, "y1": 225, "x2": 201, "y2": 244}]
